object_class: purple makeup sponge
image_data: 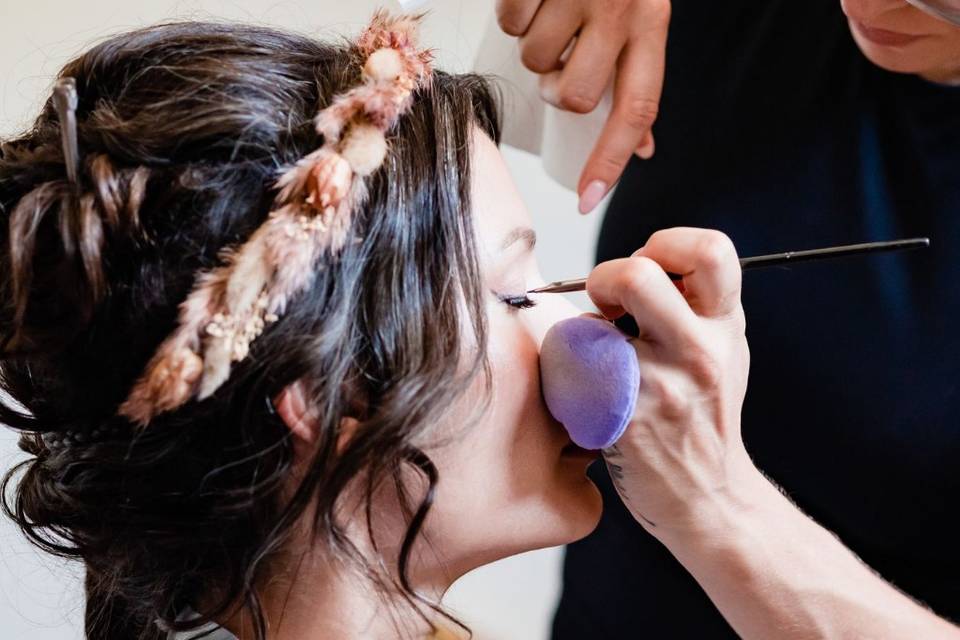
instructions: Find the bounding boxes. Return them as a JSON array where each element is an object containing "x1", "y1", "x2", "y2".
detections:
[{"x1": 540, "y1": 316, "x2": 641, "y2": 450}]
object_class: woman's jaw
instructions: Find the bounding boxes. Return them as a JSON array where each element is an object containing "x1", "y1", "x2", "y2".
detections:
[{"x1": 416, "y1": 129, "x2": 603, "y2": 581}]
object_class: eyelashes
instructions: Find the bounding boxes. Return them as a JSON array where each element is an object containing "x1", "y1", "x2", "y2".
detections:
[{"x1": 497, "y1": 293, "x2": 538, "y2": 310}]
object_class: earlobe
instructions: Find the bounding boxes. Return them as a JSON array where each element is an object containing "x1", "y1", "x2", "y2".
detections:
[
  {"x1": 274, "y1": 380, "x2": 319, "y2": 444},
  {"x1": 337, "y1": 417, "x2": 360, "y2": 454}
]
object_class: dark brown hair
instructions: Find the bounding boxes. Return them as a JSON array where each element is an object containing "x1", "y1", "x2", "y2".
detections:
[{"x1": 0, "y1": 21, "x2": 500, "y2": 639}]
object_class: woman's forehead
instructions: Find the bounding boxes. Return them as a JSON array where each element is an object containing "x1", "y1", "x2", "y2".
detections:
[{"x1": 469, "y1": 128, "x2": 534, "y2": 254}]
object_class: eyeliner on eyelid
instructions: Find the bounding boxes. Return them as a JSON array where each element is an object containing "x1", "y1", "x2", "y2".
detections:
[{"x1": 497, "y1": 293, "x2": 538, "y2": 309}]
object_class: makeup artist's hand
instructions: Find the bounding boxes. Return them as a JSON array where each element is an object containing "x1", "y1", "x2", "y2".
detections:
[
  {"x1": 495, "y1": 0, "x2": 670, "y2": 213},
  {"x1": 585, "y1": 229, "x2": 960, "y2": 640},
  {"x1": 586, "y1": 227, "x2": 755, "y2": 537}
]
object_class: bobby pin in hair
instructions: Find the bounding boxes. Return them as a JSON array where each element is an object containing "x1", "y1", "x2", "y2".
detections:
[{"x1": 52, "y1": 77, "x2": 80, "y2": 186}]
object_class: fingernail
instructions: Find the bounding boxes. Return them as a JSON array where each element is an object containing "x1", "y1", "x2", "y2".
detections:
[{"x1": 578, "y1": 180, "x2": 607, "y2": 214}]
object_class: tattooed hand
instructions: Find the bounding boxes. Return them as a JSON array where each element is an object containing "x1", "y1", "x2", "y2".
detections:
[{"x1": 586, "y1": 228, "x2": 754, "y2": 538}]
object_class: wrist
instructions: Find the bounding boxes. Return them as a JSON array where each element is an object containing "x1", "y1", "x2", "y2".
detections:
[
  {"x1": 650, "y1": 461, "x2": 798, "y2": 626},
  {"x1": 652, "y1": 455, "x2": 785, "y2": 551}
]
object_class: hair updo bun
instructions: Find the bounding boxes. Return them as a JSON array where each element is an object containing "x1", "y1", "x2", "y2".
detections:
[{"x1": 1, "y1": 20, "x2": 500, "y2": 639}]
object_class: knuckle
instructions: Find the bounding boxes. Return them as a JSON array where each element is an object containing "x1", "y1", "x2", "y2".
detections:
[
  {"x1": 594, "y1": 153, "x2": 628, "y2": 178},
  {"x1": 696, "y1": 231, "x2": 737, "y2": 271},
  {"x1": 685, "y1": 348, "x2": 722, "y2": 389},
  {"x1": 648, "y1": 375, "x2": 691, "y2": 420},
  {"x1": 498, "y1": 18, "x2": 525, "y2": 36},
  {"x1": 645, "y1": 228, "x2": 670, "y2": 251},
  {"x1": 646, "y1": 0, "x2": 672, "y2": 26},
  {"x1": 496, "y1": 5, "x2": 528, "y2": 36},
  {"x1": 730, "y1": 306, "x2": 747, "y2": 335},
  {"x1": 618, "y1": 96, "x2": 659, "y2": 131},
  {"x1": 600, "y1": 0, "x2": 633, "y2": 21},
  {"x1": 619, "y1": 257, "x2": 661, "y2": 297},
  {"x1": 519, "y1": 42, "x2": 554, "y2": 73},
  {"x1": 558, "y1": 82, "x2": 601, "y2": 113}
]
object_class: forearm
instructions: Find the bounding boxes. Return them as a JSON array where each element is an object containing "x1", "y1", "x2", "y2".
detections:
[{"x1": 657, "y1": 468, "x2": 959, "y2": 640}]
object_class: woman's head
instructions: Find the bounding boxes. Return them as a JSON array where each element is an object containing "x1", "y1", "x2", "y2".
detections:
[
  {"x1": 0, "y1": 18, "x2": 599, "y2": 639},
  {"x1": 840, "y1": 0, "x2": 960, "y2": 82}
]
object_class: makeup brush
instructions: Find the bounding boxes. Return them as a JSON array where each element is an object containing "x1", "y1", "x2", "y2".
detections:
[
  {"x1": 528, "y1": 238, "x2": 930, "y2": 294},
  {"x1": 536, "y1": 237, "x2": 929, "y2": 449}
]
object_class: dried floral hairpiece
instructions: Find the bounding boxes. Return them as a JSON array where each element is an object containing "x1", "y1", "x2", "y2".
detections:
[{"x1": 119, "y1": 11, "x2": 433, "y2": 426}]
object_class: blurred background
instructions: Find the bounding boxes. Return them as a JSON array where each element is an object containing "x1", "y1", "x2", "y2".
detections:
[{"x1": 0, "y1": 1, "x2": 604, "y2": 638}]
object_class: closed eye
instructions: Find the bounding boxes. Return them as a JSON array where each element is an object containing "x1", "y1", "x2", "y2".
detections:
[{"x1": 497, "y1": 293, "x2": 538, "y2": 310}]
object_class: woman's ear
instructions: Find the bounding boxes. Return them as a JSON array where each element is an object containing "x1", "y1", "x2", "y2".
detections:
[
  {"x1": 273, "y1": 380, "x2": 360, "y2": 454},
  {"x1": 274, "y1": 379, "x2": 319, "y2": 444}
]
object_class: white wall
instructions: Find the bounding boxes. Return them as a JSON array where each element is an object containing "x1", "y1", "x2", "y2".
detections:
[{"x1": 0, "y1": 2, "x2": 603, "y2": 638}]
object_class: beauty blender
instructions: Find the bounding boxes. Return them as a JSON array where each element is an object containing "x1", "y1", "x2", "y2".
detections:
[{"x1": 539, "y1": 316, "x2": 641, "y2": 450}]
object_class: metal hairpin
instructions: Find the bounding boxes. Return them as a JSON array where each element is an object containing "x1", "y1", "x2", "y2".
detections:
[{"x1": 52, "y1": 77, "x2": 80, "y2": 186}]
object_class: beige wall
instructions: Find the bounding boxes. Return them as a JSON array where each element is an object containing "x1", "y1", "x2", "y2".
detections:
[{"x1": 0, "y1": 2, "x2": 604, "y2": 638}]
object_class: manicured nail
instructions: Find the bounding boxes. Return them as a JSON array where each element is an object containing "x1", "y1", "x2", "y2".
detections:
[{"x1": 578, "y1": 180, "x2": 607, "y2": 214}]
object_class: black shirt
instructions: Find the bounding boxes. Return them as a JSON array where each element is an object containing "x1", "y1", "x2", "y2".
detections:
[{"x1": 553, "y1": 1, "x2": 960, "y2": 637}]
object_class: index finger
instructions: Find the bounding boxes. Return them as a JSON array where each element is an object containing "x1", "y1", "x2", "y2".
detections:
[
  {"x1": 586, "y1": 256, "x2": 701, "y2": 350},
  {"x1": 634, "y1": 228, "x2": 742, "y2": 318},
  {"x1": 577, "y1": 12, "x2": 669, "y2": 214}
]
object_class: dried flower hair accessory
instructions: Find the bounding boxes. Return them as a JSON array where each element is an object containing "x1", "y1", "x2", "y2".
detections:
[{"x1": 119, "y1": 12, "x2": 433, "y2": 426}]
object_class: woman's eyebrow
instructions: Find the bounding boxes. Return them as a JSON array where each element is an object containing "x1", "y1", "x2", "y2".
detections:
[{"x1": 500, "y1": 227, "x2": 537, "y2": 252}]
